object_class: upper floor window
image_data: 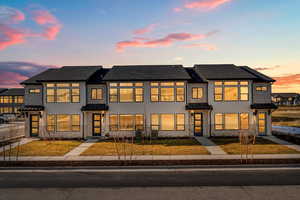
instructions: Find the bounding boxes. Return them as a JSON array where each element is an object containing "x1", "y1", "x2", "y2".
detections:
[
  {"x1": 150, "y1": 82, "x2": 185, "y2": 102},
  {"x1": 256, "y1": 86, "x2": 267, "y2": 91},
  {"x1": 46, "y1": 83, "x2": 80, "y2": 103},
  {"x1": 0, "y1": 96, "x2": 23, "y2": 104},
  {"x1": 214, "y1": 81, "x2": 249, "y2": 102},
  {"x1": 192, "y1": 88, "x2": 203, "y2": 99},
  {"x1": 109, "y1": 82, "x2": 144, "y2": 103},
  {"x1": 15, "y1": 96, "x2": 24, "y2": 104},
  {"x1": 29, "y1": 89, "x2": 41, "y2": 94},
  {"x1": 91, "y1": 88, "x2": 103, "y2": 100}
]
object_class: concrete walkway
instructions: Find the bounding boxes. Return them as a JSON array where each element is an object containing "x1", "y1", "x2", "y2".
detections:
[
  {"x1": 195, "y1": 137, "x2": 227, "y2": 155},
  {"x1": 0, "y1": 138, "x2": 37, "y2": 153},
  {"x1": 64, "y1": 139, "x2": 98, "y2": 158},
  {"x1": 263, "y1": 136, "x2": 300, "y2": 152}
]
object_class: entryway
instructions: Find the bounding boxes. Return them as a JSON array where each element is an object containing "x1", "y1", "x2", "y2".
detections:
[
  {"x1": 194, "y1": 113, "x2": 203, "y2": 136},
  {"x1": 92, "y1": 114, "x2": 101, "y2": 136},
  {"x1": 257, "y1": 112, "x2": 267, "y2": 135},
  {"x1": 30, "y1": 114, "x2": 39, "y2": 137}
]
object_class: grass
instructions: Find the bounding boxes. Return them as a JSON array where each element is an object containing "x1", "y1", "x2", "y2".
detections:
[
  {"x1": 272, "y1": 106, "x2": 300, "y2": 127},
  {"x1": 0, "y1": 140, "x2": 82, "y2": 156},
  {"x1": 81, "y1": 138, "x2": 209, "y2": 156},
  {"x1": 211, "y1": 137, "x2": 300, "y2": 154}
]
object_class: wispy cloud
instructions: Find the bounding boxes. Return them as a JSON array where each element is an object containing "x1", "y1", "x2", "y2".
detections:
[
  {"x1": 116, "y1": 31, "x2": 216, "y2": 52},
  {"x1": 174, "y1": 0, "x2": 232, "y2": 12},
  {"x1": 0, "y1": 6, "x2": 25, "y2": 24},
  {"x1": 254, "y1": 65, "x2": 281, "y2": 71},
  {"x1": 183, "y1": 43, "x2": 218, "y2": 51},
  {"x1": 0, "y1": 71, "x2": 28, "y2": 88},
  {"x1": 273, "y1": 74, "x2": 300, "y2": 87},
  {"x1": 133, "y1": 24, "x2": 156, "y2": 35}
]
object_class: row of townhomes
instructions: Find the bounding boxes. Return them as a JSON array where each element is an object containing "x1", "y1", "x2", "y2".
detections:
[
  {"x1": 20, "y1": 64, "x2": 277, "y2": 139},
  {"x1": 0, "y1": 88, "x2": 25, "y2": 117},
  {"x1": 272, "y1": 93, "x2": 300, "y2": 106}
]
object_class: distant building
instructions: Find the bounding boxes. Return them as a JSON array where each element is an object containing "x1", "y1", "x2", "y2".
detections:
[
  {"x1": 272, "y1": 93, "x2": 300, "y2": 106},
  {"x1": 0, "y1": 88, "x2": 25, "y2": 117}
]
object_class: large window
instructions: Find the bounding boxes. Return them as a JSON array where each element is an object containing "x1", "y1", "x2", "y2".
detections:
[
  {"x1": 0, "y1": 96, "x2": 23, "y2": 104},
  {"x1": 0, "y1": 107, "x2": 13, "y2": 113},
  {"x1": 46, "y1": 83, "x2": 80, "y2": 103},
  {"x1": 214, "y1": 81, "x2": 249, "y2": 101},
  {"x1": 214, "y1": 113, "x2": 249, "y2": 130},
  {"x1": 109, "y1": 82, "x2": 144, "y2": 103},
  {"x1": 109, "y1": 114, "x2": 144, "y2": 131},
  {"x1": 150, "y1": 82, "x2": 185, "y2": 102},
  {"x1": 151, "y1": 113, "x2": 185, "y2": 131},
  {"x1": 192, "y1": 88, "x2": 203, "y2": 99},
  {"x1": 50, "y1": 114, "x2": 81, "y2": 132}
]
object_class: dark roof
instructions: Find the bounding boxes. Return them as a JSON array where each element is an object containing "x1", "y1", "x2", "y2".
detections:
[
  {"x1": 185, "y1": 103, "x2": 212, "y2": 110},
  {"x1": 239, "y1": 66, "x2": 275, "y2": 82},
  {"x1": 22, "y1": 66, "x2": 103, "y2": 84},
  {"x1": 103, "y1": 65, "x2": 191, "y2": 81},
  {"x1": 194, "y1": 64, "x2": 262, "y2": 81},
  {"x1": 251, "y1": 103, "x2": 278, "y2": 109},
  {"x1": 19, "y1": 105, "x2": 44, "y2": 112},
  {"x1": 81, "y1": 104, "x2": 109, "y2": 111},
  {"x1": 0, "y1": 88, "x2": 7, "y2": 94},
  {"x1": 185, "y1": 68, "x2": 206, "y2": 83},
  {"x1": 87, "y1": 68, "x2": 110, "y2": 84},
  {"x1": 272, "y1": 93, "x2": 299, "y2": 98},
  {"x1": 0, "y1": 88, "x2": 24, "y2": 96}
]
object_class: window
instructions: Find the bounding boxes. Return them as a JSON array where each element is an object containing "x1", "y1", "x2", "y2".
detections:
[
  {"x1": 151, "y1": 113, "x2": 185, "y2": 131},
  {"x1": 91, "y1": 88, "x2": 103, "y2": 100},
  {"x1": 46, "y1": 83, "x2": 80, "y2": 103},
  {"x1": 214, "y1": 113, "x2": 249, "y2": 130},
  {"x1": 256, "y1": 86, "x2": 267, "y2": 91},
  {"x1": 109, "y1": 82, "x2": 144, "y2": 103},
  {"x1": 109, "y1": 115, "x2": 118, "y2": 131},
  {"x1": 56, "y1": 114, "x2": 80, "y2": 132},
  {"x1": 47, "y1": 115, "x2": 55, "y2": 132},
  {"x1": 176, "y1": 114, "x2": 185, "y2": 130},
  {"x1": 15, "y1": 96, "x2": 24, "y2": 104},
  {"x1": 192, "y1": 88, "x2": 203, "y2": 99},
  {"x1": 225, "y1": 114, "x2": 239, "y2": 130},
  {"x1": 150, "y1": 82, "x2": 185, "y2": 102},
  {"x1": 109, "y1": 88, "x2": 118, "y2": 102},
  {"x1": 29, "y1": 89, "x2": 40, "y2": 94},
  {"x1": 119, "y1": 115, "x2": 135, "y2": 130},
  {"x1": 258, "y1": 113, "x2": 266, "y2": 133},
  {"x1": 109, "y1": 114, "x2": 144, "y2": 131},
  {"x1": 120, "y1": 88, "x2": 134, "y2": 102},
  {"x1": 214, "y1": 81, "x2": 249, "y2": 101}
]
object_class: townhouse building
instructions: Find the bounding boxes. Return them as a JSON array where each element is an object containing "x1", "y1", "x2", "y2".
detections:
[
  {"x1": 20, "y1": 64, "x2": 277, "y2": 139},
  {"x1": 272, "y1": 93, "x2": 300, "y2": 106},
  {"x1": 0, "y1": 88, "x2": 25, "y2": 116}
]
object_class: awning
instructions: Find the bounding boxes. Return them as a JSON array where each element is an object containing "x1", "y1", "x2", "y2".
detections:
[
  {"x1": 19, "y1": 105, "x2": 44, "y2": 112},
  {"x1": 250, "y1": 103, "x2": 278, "y2": 109},
  {"x1": 185, "y1": 103, "x2": 212, "y2": 110},
  {"x1": 81, "y1": 104, "x2": 109, "y2": 111}
]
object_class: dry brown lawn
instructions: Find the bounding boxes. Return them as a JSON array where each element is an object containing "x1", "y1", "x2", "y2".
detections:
[
  {"x1": 272, "y1": 106, "x2": 300, "y2": 127},
  {"x1": 0, "y1": 140, "x2": 82, "y2": 156},
  {"x1": 81, "y1": 138, "x2": 209, "y2": 156},
  {"x1": 211, "y1": 137, "x2": 300, "y2": 154}
]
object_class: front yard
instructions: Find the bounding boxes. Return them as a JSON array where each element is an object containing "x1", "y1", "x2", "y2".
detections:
[
  {"x1": 211, "y1": 137, "x2": 300, "y2": 154},
  {"x1": 0, "y1": 140, "x2": 82, "y2": 156},
  {"x1": 81, "y1": 138, "x2": 210, "y2": 156}
]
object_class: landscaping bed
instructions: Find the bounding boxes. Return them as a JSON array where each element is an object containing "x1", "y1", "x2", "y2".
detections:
[
  {"x1": 211, "y1": 137, "x2": 300, "y2": 154},
  {"x1": 0, "y1": 140, "x2": 82, "y2": 156},
  {"x1": 81, "y1": 138, "x2": 209, "y2": 156}
]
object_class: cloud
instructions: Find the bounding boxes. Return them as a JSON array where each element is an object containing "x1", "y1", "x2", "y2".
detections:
[
  {"x1": 0, "y1": 6, "x2": 25, "y2": 24},
  {"x1": 31, "y1": 9, "x2": 62, "y2": 40},
  {"x1": 174, "y1": 0, "x2": 232, "y2": 12},
  {"x1": 183, "y1": 43, "x2": 218, "y2": 51},
  {"x1": 0, "y1": 24, "x2": 28, "y2": 50},
  {"x1": 273, "y1": 74, "x2": 300, "y2": 86},
  {"x1": 116, "y1": 32, "x2": 214, "y2": 52},
  {"x1": 133, "y1": 24, "x2": 156, "y2": 35},
  {"x1": 0, "y1": 61, "x2": 58, "y2": 88},
  {"x1": 254, "y1": 65, "x2": 281, "y2": 71},
  {"x1": 173, "y1": 8, "x2": 183, "y2": 12}
]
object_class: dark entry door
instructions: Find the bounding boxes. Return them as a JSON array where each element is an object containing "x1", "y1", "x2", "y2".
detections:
[
  {"x1": 258, "y1": 112, "x2": 267, "y2": 135},
  {"x1": 30, "y1": 114, "x2": 39, "y2": 137},
  {"x1": 194, "y1": 113, "x2": 203, "y2": 136},
  {"x1": 92, "y1": 114, "x2": 101, "y2": 136}
]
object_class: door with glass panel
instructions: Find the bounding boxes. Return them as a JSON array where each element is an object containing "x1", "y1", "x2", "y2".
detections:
[
  {"x1": 194, "y1": 113, "x2": 203, "y2": 136},
  {"x1": 30, "y1": 114, "x2": 39, "y2": 137},
  {"x1": 257, "y1": 112, "x2": 267, "y2": 135},
  {"x1": 92, "y1": 114, "x2": 101, "y2": 136}
]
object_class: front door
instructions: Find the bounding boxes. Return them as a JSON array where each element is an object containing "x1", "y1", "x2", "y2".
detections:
[
  {"x1": 30, "y1": 114, "x2": 39, "y2": 137},
  {"x1": 257, "y1": 112, "x2": 267, "y2": 135},
  {"x1": 194, "y1": 113, "x2": 203, "y2": 136},
  {"x1": 92, "y1": 114, "x2": 101, "y2": 136}
]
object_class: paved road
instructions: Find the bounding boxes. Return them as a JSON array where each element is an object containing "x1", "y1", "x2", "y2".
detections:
[{"x1": 1, "y1": 166, "x2": 300, "y2": 200}]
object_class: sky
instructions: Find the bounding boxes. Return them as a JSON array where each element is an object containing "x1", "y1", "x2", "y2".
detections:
[{"x1": 0, "y1": 0, "x2": 299, "y2": 92}]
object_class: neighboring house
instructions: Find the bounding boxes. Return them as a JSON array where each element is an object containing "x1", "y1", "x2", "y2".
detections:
[
  {"x1": 0, "y1": 88, "x2": 25, "y2": 117},
  {"x1": 272, "y1": 93, "x2": 300, "y2": 106},
  {"x1": 20, "y1": 64, "x2": 276, "y2": 139}
]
